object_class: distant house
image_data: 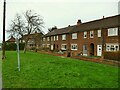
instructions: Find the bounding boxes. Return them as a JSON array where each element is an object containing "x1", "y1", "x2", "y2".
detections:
[
  {"x1": 6, "y1": 36, "x2": 16, "y2": 43},
  {"x1": 42, "y1": 15, "x2": 120, "y2": 57},
  {"x1": 21, "y1": 32, "x2": 44, "y2": 50}
]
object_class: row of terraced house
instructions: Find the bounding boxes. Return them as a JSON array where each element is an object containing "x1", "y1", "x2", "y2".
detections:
[{"x1": 42, "y1": 15, "x2": 120, "y2": 58}]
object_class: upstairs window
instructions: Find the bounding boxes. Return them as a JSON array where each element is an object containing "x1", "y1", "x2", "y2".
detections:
[
  {"x1": 51, "y1": 36, "x2": 53, "y2": 41},
  {"x1": 56, "y1": 35, "x2": 58, "y2": 40},
  {"x1": 108, "y1": 28, "x2": 118, "y2": 36},
  {"x1": 43, "y1": 38, "x2": 45, "y2": 41},
  {"x1": 71, "y1": 44, "x2": 78, "y2": 50},
  {"x1": 54, "y1": 36, "x2": 56, "y2": 41},
  {"x1": 90, "y1": 31, "x2": 94, "y2": 38},
  {"x1": 47, "y1": 37, "x2": 50, "y2": 41},
  {"x1": 98, "y1": 30, "x2": 101, "y2": 37},
  {"x1": 84, "y1": 31, "x2": 87, "y2": 38},
  {"x1": 62, "y1": 34, "x2": 66, "y2": 40},
  {"x1": 72, "y1": 33, "x2": 77, "y2": 39}
]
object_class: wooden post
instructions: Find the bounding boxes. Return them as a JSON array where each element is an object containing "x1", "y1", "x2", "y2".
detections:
[{"x1": 2, "y1": 0, "x2": 6, "y2": 60}]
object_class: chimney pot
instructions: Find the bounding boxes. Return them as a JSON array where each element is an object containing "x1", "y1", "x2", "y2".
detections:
[
  {"x1": 103, "y1": 16, "x2": 104, "y2": 19},
  {"x1": 77, "y1": 19, "x2": 82, "y2": 25}
]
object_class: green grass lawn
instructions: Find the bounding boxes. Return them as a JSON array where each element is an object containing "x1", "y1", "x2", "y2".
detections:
[{"x1": 2, "y1": 51, "x2": 119, "y2": 88}]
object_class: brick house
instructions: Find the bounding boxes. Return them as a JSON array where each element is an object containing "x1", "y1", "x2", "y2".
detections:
[
  {"x1": 42, "y1": 15, "x2": 120, "y2": 57},
  {"x1": 6, "y1": 36, "x2": 16, "y2": 43},
  {"x1": 21, "y1": 32, "x2": 43, "y2": 50}
]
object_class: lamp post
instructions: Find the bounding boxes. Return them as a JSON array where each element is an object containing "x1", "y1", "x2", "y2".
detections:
[{"x1": 2, "y1": 0, "x2": 6, "y2": 60}]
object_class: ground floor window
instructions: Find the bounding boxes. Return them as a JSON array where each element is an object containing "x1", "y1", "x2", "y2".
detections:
[
  {"x1": 106, "y1": 44, "x2": 119, "y2": 51},
  {"x1": 71, "y1": 44, "x2": 78, "y2": 50},
  {"x1": 47, "y1": 44, "x2": 50, "y2": 48},
  {"x1": 42, "y1": 44, "x2": 45, "y2": 47},
  {"x1": 61, "y1": 44, "x2": 67, "y2": 50}
]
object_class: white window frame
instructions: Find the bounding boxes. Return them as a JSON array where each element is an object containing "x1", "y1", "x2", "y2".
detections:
[
  {"x1": 90, "y1": 31, "x2": 94, "y2": 38},
  {"x1": 108, "y1": 28, "x2": 118, "y2": 36},
  {"x1": 51, "y1": 36, "x2": 53, "y2": 41},
  {"x1": 61, "y1": 44, "x2": 67, "y2": 50},
  {"x1": 43, "y1": 38, "x2": 46, "y2": 41},
  {"x1": 72, "y1": 33, "x2": 77, "y2": 39},
  {"x1": 47, "y1": 44, "x2": 50, "y2": 48},
  {"x1": 62, "y1": 34, "x2": 66, "y2": 40},
  {"x1": 47, "y1": 37, "x2": 50, "y2": 41},
  {"x1": 98, "y1": 30, "x2": 101, "y2": 37},
  {"x1": 54, "y1": 36, "x2": 56, "y2": 41},
  {"x1": 56, "y1": 35, "x2": 58, "y2": 40},
  {"x1": 71, "y1": 44, "x2": 78, "y2": 50},
  {"x1": 84, "y1": 31, "x2": 87, "y2": 38},
  {"x1": 42, "y1": 44, "x2": 45, "y2": 47},
  {"x1": 106, "y1": 43, "x2": 119, "y2": 52}
]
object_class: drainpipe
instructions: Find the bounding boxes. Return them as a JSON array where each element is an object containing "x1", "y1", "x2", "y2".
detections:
[
  {"x1": 67, "y1": 32, "x2": 71, "y2": 57},
  {"x1": 101, "y1": 16, "x2": 105, "y2": 59}
]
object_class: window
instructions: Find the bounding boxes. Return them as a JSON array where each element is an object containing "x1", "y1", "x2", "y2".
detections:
[
  {"x1": 106, "y1": 44, "x2": 119, "y2": 51},
  {"x1": 54, "y1": 36, "x2": 56, "y2": 41},
  {"x1": 72, "y1": 33, "x2": 77, "y2": 39},
  {"x1": 61, "y1": 44, "x2": 67, "y2": 50},
  {"x1": 42, "y1": 44, "x2": 45, "y2": 47},
  {"x1": 84, "y1": 31, "x2": 87, "y2": 38},
  {"x1": 90, "y1": 31, "x2": 94, "y2": 38},
  {"x1": 51, "y1": 36, "x2": 53, "y2": 41},
  {"x1": 71, "y1": 44, "x2": 78, "y2": 50},
  {"x1": 22, "y1": 40, "x2": 25, "y2": 43},
  {"x1": 47, "y1": 44, "x2": 50, "y2": 48},
  {"x1": 43, "y1": 38, "x2": 46, "y2": 41},
  {"x1": 56, "y1": 35, "x2": 58, "y2": 40},
  {"x1": 62, "y1": 34, "x2": 66, "y2": 40},
  {"x1": 108, "y1": 28, "x2": 118, "y2": 36},
  {"x1": 98, "y1": 30, "x2": 101, "y2": 37},
  {"x1": 47, "y1": 37, "x2": 50, "y2": 41}
]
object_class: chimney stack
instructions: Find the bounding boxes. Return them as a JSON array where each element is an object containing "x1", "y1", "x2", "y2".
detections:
[
  {"x1": 103, "y1": 16, "x2": 104, "y2": 19},
  {"x1": 77, "y1": 19, "x2": 82, "y2": 25}
]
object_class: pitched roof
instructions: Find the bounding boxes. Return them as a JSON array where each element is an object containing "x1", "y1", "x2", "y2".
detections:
[
  {"x1": 70, "y1": 15, "x2": 120, "y2": 33},
  {"x1": 45, "y1": 15, "x2": 120, "y2": 37},
  {"x1": 6, "y1": 36, "x2": 15, "y2": 42},
  {"x1": 45, "y1": 26, "x2": 74, "y2": 36},
  {"x1": 22, "y1": 32, "x2": 43, "y2": 39}
]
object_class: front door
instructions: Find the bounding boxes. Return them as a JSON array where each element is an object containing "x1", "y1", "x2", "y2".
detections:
[
  {"x1": 51, "y1": 45, "x2": 53, "y2": 50},
  {"x1": 83, "y1": 45, "x2": 87, "y2": 56},
  {"x1": 97, "y1": 45, "x2": 102, "y2": 56},
  {"x1": 90, "y1": 43, "x2": 94, "y2": 56}
]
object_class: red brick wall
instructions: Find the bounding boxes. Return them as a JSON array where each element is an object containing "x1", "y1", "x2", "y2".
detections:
[{"x1": 43, "y1": 28, "x2": 119, "y2": 57}]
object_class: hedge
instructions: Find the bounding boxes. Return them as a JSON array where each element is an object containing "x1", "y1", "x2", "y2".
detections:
[
  {"x1": 104, "y1": 51, "x2": 120, "y2": 61},
  {"x1": 5, "y1": 43, "x2": 25, "y2": 51}
]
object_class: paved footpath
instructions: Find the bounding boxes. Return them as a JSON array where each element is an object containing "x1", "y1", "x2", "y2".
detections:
[{"x1": 0, "y1": 51, "x2": 2, "y2": 89}]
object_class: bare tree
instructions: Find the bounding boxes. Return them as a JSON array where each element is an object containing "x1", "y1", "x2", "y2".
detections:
[
  {"x1": 23, "y1": 10, "x2": 44, "y2": 53},
  {"x1": 7, "y1": 10, "x2": 44, "y2": 53},
  {"x1": 7, "y1": 13, "x2": 25, "y2": 39}
]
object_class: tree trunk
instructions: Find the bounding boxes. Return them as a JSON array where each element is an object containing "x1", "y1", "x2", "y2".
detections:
[{"x1": 23, "y1": 40, "x2": 28, "y2": 53}]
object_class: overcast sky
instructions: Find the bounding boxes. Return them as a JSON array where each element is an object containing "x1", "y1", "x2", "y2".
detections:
[{"x1": 0, "y1": 0, "x2": 119, "y2": 42}]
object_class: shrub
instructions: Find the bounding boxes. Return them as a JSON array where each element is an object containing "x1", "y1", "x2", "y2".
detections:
[
  {"x1": 104, "y1": 51, "x2": 120, "y2": 61},
  {"x1": 38, "y1": 47, "x2": 50, "y2": 52},
  {"x1": 19, "y1": 43, "x2": 25, "y2": 50},
  {"x1": 5, "y1": 43, "x2": 25, "y2": 51}
]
